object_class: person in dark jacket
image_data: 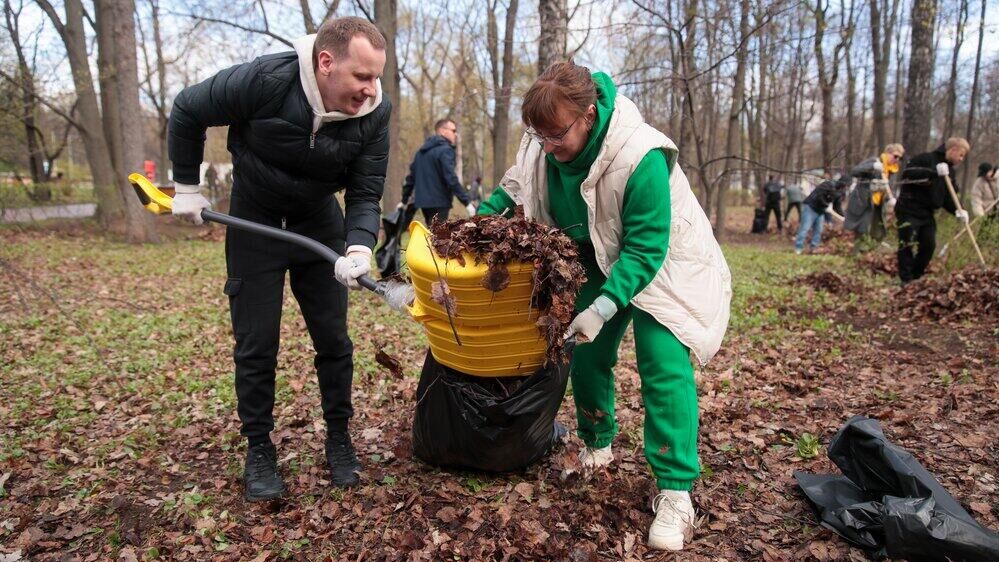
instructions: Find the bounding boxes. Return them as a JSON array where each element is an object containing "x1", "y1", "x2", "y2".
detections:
[
  {"x1": 168, "y1": 17, "x2": 391, "y2": 500},
  {"x1": 895, "y1": 137, "x2": 970, "y2": 284},
  {"x1": 761, "y1": 176, "x2": 784, "y2": 232},
  {"x1": 795, "y1": 175, "x2": 850, "y2": 254},
  {"x1": 400, "y1": 119, "x2": 475, "y2": 224}
]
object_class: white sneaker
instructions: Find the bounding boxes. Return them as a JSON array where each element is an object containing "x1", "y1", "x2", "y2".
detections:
[
  {"x1": 648, "y1": 490, "x2": 695, "y2": 551},
  {"x1": 794, "y1": 248, "x2": 803, "y2": 255},
  {"x1": 579, "y1": 445, "x2": 613, "y2": 470}
]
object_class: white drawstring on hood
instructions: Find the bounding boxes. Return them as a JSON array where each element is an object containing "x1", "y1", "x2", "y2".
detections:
[{"x1": 292, "y1": 34, "x2": 383, "y2": 133}]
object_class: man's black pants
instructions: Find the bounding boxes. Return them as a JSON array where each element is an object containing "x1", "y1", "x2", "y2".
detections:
[
  {"x1": 421, "y1": 206, "x2": 450, "y2": 225},
  {"x1": 896, "y1": 215, "x2": 936, "y2": 283},
  {"x1": 225, "y1": 193, "x2": 353, "y2": 444},
  {"x1": 764, "y1": 200, "x2": 783, "y2": 231},
  {"x1": 785, "y1": 201, "x2": 802, "y2": 222}
]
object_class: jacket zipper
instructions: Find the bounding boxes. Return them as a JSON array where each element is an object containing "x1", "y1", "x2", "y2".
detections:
[
  {"x1": 281, "y1": 217, "x2": 287, "y2": 230},
  {"x1": 309, "y1": 133, "x2": 315, "y2": 149}
]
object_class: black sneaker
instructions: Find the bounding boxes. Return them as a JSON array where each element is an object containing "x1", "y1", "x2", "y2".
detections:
[
  {"x1": 325, "y1": 431, "x2": 361, "y2": 488},
  {"x1": 243, "y1": 443, "x2": 286, "y2": 502}
]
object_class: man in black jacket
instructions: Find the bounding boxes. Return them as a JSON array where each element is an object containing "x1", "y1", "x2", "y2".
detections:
[
  {"x1": 400, "y1": 119, "x2": 475, "y2": 224},
  {"x1": 795, "y1": 175, "x2": 850, "y2": 254},
  {"x1": 761, "y1": 176, "x2": 784, "y2": 232},
  {"x1": 168, "y1": 17, "x2": 390, "y2": 500},
  {"x1": 895, "y1": 138, "x2": 970, "y2": 284}
]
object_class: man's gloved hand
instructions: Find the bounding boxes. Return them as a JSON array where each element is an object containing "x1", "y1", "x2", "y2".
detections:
[
  {"x1": 936, "y1": 162, "x2": 950, "y2": 177},
  {"x1": 873, "y1": 161, "x2": 884, "y2": 173},
  {"x1": 334, "y1": 245, "x2": 372, "y2": 290},
  {"x1": 172, "y1": 183, "x2": 211, "y2": 225},
  {"x1": 465, "y1": 203, "x2": 477, "y2": 216},
  {"x1": 564, "y1": 295, "x2": 618, "y2": 343},
  {"x1": 886, "y1": 196, "x2": 897, "y2": 210},
  {"x1": 955, "y1": 209, "x2": 969, "y2": 224},
  {"x1": 396, "y1": 201, "x2": 405, "y2": 210}
]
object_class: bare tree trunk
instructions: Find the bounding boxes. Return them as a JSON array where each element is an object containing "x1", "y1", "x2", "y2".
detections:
[
  {"x1": 869, "y1": 0, "x2": 899, "y2": 149},
  {"x1": 489, "y1": 0, "x2": 519, "y2": 186},
  {"x1": 943, "y1": 0, "x2": 969, "y2": 137},
  {"x1": 892, "y1": 13, "x2": 905, "y2": 142},
  {"x1": 845, "y1": 34, "x2": 858, "y2": 166},
  {"x1": 538, "y1": 0, "x2": 567, "y2": 75},
  {"x1": 903, "y1": 0, "x2": 938, "y2": 154},
  {"x1": 35, "y1": 0, "x2": 122, "y2": 226},
  {"x1": 151, "y1": 0, "x2": 169, "y2": 183},
  {"x1": 96, "y1": 0, "x2": 158, "y2": 242},
  {"x1": 961, "y1": 0, "x2": 987, "y2": 193},
  {"x1": 374, "y1": 0, "x2": 402, "y2": 207},
  {"x1": 4, "y1": 0, "x2": 48, "y2": 189},
  {"x1": 813, "y1": 0, "x2": 849, "y2": 173},
  {"x1": 716, "y1": 0, "x2": 749, "y2": 240}
]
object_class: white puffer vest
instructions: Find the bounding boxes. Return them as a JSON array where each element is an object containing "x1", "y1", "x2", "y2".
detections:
[{"x1": 499, "y1": 94, "x2": 732, "y2": 364}]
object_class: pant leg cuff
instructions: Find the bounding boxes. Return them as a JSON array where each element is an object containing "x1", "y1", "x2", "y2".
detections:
[
  {"x1": 575, "y1": 430, "x2": 614, "y2": 449},
  {"x1": 656, "y1": 478, "x2": 695, "y2": 491}
]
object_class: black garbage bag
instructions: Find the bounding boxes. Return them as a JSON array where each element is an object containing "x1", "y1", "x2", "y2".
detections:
[
  {"x1": 412, "y1": 350, "x2": 568, "y2": 472},
  {"x1": 795, "y1": 416, "x2": 999, "y2": 561},
  {"x1": 751, "y1": 207, "x2": 767, "y2": 234},
  {"x1": 376, "y1": 203, "x2": 416, "y2": 278}
]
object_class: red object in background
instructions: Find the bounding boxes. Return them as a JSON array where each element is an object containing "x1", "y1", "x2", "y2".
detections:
[{"x1": 144, "y1": 160, "x2": 156, "y2": 182}]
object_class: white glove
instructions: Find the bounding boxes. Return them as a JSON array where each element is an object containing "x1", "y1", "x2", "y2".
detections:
[
  {"x1": 172, "y1": 183, "x2": 211, "y2": 225},
  {"x1": 825, "y1": 204, "x2": 834, "y2": 214},
  {"x1": 873, "y1": 161, "x2": 884, "y2": 173},
  {"x1": 465, "y1": 203, "x2": 477, "y2": 216},
  {"x1": 396, "y1": 201, "x2": 405, "y2": 210},
  {"x1": 955, "y1": 209, "x2": 969, "y2": 224},
  {"x1": 887, "y1": 196, "x2": 897, "y2": 209},
  {"x1": 334, "y1": 245, "x2": 372, "y2": 290},
  {"x1": 936, "y1": 162, "x2": 950, "y2": 177},
  {"x1": 564, "y1": 296, "x2": 618, "y2": 343}
]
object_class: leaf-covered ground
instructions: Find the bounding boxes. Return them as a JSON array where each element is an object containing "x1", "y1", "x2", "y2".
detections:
[{"x1": 1, "y1": 212, "x2": 996, "y2": 561}]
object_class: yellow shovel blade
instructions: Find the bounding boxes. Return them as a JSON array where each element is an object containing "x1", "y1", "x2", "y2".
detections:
[{"x1": 128, "y1": 173, "x2": 176, "y2": 215}]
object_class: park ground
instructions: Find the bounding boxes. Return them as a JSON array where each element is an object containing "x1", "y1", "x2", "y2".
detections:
[{"x1": 1, "y1": 207, "x2": 996, "y2": 561}]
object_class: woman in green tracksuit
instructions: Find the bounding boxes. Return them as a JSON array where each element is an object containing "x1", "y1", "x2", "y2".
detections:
[{"x1": 478, "y1": 61, "x2": 731, "y2": 551}]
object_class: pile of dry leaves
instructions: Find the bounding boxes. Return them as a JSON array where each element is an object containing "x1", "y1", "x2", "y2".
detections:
[
  {"x1": 894, "y1": 267, "x2": 999, "y2": 324},
  {"x1": 856, "y1": 252, "x2": 899, "y2": 276},
  {"x1": 796, "y1": 271, "x2": 860, "y2": 296},
  {"x1": 429, "y1": 211, "x2": 586, "y2": 365}
]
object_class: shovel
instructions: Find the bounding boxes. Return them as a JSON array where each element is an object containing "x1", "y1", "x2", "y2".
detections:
[{"x1": 128, "y1": 173, "x2": 415, "y2": 311}]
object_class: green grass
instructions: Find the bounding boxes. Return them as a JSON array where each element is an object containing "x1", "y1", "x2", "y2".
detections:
[{"x1": 0, "y1": 181, "x2": 97, "y2": 208}]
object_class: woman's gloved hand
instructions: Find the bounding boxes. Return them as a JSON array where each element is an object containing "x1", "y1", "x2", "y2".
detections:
[{"x1": 564, "y1": 295, "x2": 618, "y2": 343}]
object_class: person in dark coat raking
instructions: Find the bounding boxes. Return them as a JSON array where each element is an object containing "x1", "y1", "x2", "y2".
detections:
[
  {"x1": 795, "y1": 175, "x2": 850, "y2": 254},
  {"x1": 400, "y1": 119, "x2": 475, "y2": 224},
  {"x1": 895, "y1": 137, "x2": 970, "y2": 284},
  {"x1": 168, "y1": 17, "x2": 391, "y2": 500}
]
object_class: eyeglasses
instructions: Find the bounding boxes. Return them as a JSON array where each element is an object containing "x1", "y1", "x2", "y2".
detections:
[{"x1": 527, "y1": 115, "x2": 583, "y2": 147}]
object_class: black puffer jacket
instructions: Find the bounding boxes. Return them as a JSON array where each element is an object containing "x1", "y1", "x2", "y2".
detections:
[
  {"x1": 896, "y1": 145, "x2": 960, "y2": 221},
  {"x1": 168, "y1": 51, "x2": 391, "y2": 248}
]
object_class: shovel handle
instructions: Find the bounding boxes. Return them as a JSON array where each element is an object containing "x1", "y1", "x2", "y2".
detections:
[{"x1": 199, "y1": 209, "x2": 380, "y2": 293}]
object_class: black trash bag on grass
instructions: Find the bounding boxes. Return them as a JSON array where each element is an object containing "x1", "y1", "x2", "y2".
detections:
[
  {"x1": 412, "y1": 350, "x2": 568, "y2": 472},
  {"x1": 795, "y1": 416, "x2": 999, "y2": 561}
]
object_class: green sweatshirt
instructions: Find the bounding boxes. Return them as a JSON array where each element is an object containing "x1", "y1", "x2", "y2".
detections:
[{"x1": 478, "y1": 73, "x2": 671, "y2": 311}]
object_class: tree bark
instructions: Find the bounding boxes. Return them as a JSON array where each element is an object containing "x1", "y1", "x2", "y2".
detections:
[
  {"x1": 903, "y1": 0, "x2": 938, "y2": 154},
  {"x1": 96, "y1": 0, "x2": 158, "y2": 242},
  {"x1": 537, "y1": 0, "x2": 567, "y2": 75},
  {"x1": 716, "y1": 0, "x2": 749, "y2": 240},
  {"x1": 960, "y1": 0, "x2": 987, "y2": 194},
  {"x1": 4, "y1": 0, "x2": 48, "y2": 189},
  {"x1": 943, "y1": 0, "x2": 969, "y2": 137},
  {"x1": 489, "y1": 0, "x2": 519, "y2": 186},
  {"x1": 374, "y1": 0, "x2": 402, "y2": 207},
  {"x1": 35, "y1": 0, "x2": 122, "y2": 226}
]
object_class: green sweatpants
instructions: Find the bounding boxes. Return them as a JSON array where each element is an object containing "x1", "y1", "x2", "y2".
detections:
[{"x1": 571, "y1": 261, "x2": 700, "y2": 491}]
